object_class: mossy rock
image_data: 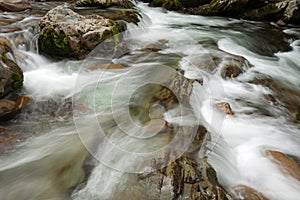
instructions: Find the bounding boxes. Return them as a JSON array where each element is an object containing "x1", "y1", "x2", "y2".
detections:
[
  {"x1": 38, "y1": 6, "x2": 123, "y2": 59},
  {"x1": 38, "y1": 28, "x2": 74, "y2": 58},
  {"x1": 1, "y1": 54, "x2": 23, "y2": 91}
]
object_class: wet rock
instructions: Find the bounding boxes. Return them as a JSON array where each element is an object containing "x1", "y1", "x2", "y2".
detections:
[
  {"x1": 276, "y1": 19, "x2": 287, "y2": 26},
  {"x1": 200, "y1": 0, "x2": 250, "y2": 17},
  {"x1": 0, "y1": 38, "x2": 24, "y2": 98},
  {"x1": 75, "y1": 0, "x2": 133, "y2": 9},
  {"x1": 139, "y1": 39, "x2": 169, "y2": 52},
  {"x1": 220, "y1": 55, "x2": 252, "y2": 79},
  {"x1": 0, "y1": 0, "x2": 32, "y2": 12},
  {"x1": 138, "y1": 126, "x2": 233, "y2": 200},
  {"x1": 0, "y1": 96, "x2": 32, "y2": 121},
  {"x1": 266, "y1": 150, "x2": 300, "y2": 182},
  {"x1": 87, "y1": 40, "x2": 130, "y2": 59},
  {"x1": 216, "y1": 102, "x2": 235, "y2": 115},
  {"x1": 148, "y1": 0, "x2": 206, "y2": 11},
  {"x1": 233, "y1": 184, "x2": 269, "y2": 200},
  {"x1": 249, "y1": 76, "x2": 300, "y2": 122},
  {"x1": 148, "y1": 0, "x2": 300, "y2": 24},
  {"x1": 38, "y1": 6, "x2": 123, "y2": 59},
  {"x1": 242, "y1": 2, "x2": 284, "y2": 21}
]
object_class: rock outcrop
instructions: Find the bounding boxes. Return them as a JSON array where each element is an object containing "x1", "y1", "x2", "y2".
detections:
[
  {"x1": 38, "y1": 6, "x2": 123, "y2": 59},
  {"x1": 144, "y1": 0, "x2": 300, "y2": 24}
]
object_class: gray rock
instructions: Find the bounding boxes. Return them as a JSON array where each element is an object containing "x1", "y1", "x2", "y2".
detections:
[{"x1": 38, "y1": 6, "x2": 123, "y2": 59}]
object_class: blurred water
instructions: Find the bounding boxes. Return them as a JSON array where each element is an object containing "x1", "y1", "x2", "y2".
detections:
[{"x1": 0, "y1": 1, "x2": 299, "y2": 200}]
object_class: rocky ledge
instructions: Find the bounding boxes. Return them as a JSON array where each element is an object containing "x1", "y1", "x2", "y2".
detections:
[{"x1": 144, "y1": 0, "x2": 300, "y2": 25}]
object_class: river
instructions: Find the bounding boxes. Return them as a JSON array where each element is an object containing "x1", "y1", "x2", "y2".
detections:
[{"x1": 0, "y1": 1, "x2": 300, "y2": 200}]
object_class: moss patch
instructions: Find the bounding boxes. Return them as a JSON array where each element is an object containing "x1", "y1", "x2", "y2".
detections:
[{"x1": 39, "y1": 28, "x2": 74, "y2": 58}]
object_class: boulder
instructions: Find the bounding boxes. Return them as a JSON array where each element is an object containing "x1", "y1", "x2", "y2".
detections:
[
  {"x1": 38, "y1": 6, "x2": 123, "y2": 59},
  {"x1": 75, "y1": 0, "x2": 133, "y2": 9},
  {"x1": 266, "y1": 150, "x2": 300, "y2": 182},
  {"x1": 0, "y1": 0, "x2": 31, "y2": 12},
  {"x1": 0, "y1": 38, "x2": 24, "y2": 98},
  {"x1": 216, "y1": 102, "x2": 235, "y2": 115},
  {"x1": 233, "y1": 184, "x2": 269, "y2": 200},
  {"x1": 0, "y1": 96, "x2": 32, "y2": 121},
  {"x1": 220, "y1": 55, "x2": 252, "y2": 79}
]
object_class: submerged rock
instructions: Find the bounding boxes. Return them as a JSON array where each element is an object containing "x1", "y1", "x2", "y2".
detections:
[
  {"x1": 0, "y1": 0, "x2": 31, "y2": 12},
  {"x1": 75, "y1": 0, "x2": 133, "y2": 9},
  {"x1": 38, "y1": 6, "x2": 123, "y2": 59},
  {"x1": 249, "y1": 76, "x2": 300, "y2": 122}
]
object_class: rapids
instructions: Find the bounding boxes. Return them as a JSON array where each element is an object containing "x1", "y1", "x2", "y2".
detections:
[{"x1": 0, "y1": 1, "x2": 299, "y2": 200}]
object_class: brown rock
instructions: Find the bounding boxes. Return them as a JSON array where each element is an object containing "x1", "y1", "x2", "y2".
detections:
[
  {"x1": 0, "y1": 96, "x2": 32, "y2": 121},
  {"x1": 233, "y1": 184, "x2": 269, "y2": 200},
  {"x1": 0, "y1": 0, "x2": 32, "y2": 12},
  {"x1": 266, "y1": 150, "x2": 300, "y2": 182},
  {"x1": 216, "y1": 102, "x2": 235, "y2": 115},
  {"x1": 220, "y1": 56, "x2": 252, "y2": 79}
]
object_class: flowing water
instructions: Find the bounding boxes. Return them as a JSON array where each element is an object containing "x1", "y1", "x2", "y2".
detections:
[{"x1": 0, "y1": 1, "x2": 300, "y2": 200}]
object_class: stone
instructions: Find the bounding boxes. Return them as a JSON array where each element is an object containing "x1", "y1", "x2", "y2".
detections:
[
  {"x1": 0, "y1": 96, "x2": 32, "y2": 121},
  {"x1": 216, "y1": 102, "x2": 235, "y2": 115},
  {"x1": 75, "y1": 0, "x2": 133, "y2": 9},
  {"x1": 249, "y1": 76, "x2": 300, "y2": 122},
  {"x1": 220, "y1": 56, "x2": 252, "y2": 79},
  {"x1": 266, "y1": 150, "x2": 300, "y2": 182},
  {"x1": 233, "y1": 184, "x2": 269, "y2": 200},
  {"x1": 0, "y1": 0, "x2": 31, "y2": 12},
  {"x1": 0, "y1": 38, "x2": 24, "y2": 98},
  {"x1": 138, "y1": 126, "x2": 233, "y2": 200},
  {"x1": 38, "y1": 6, "x2": 123, "y2": 59}
]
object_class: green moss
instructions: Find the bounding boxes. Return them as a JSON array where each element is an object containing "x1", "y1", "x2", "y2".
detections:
[
  {"x1": 39, "y1": 28, "x2": 73, "y2": 57},
  {"x1": 1, "y1": 54, "x2": 24, "y2": 90},
  {"x1": 11, "y1": 73, "x2": 24, "y2": 89}
]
